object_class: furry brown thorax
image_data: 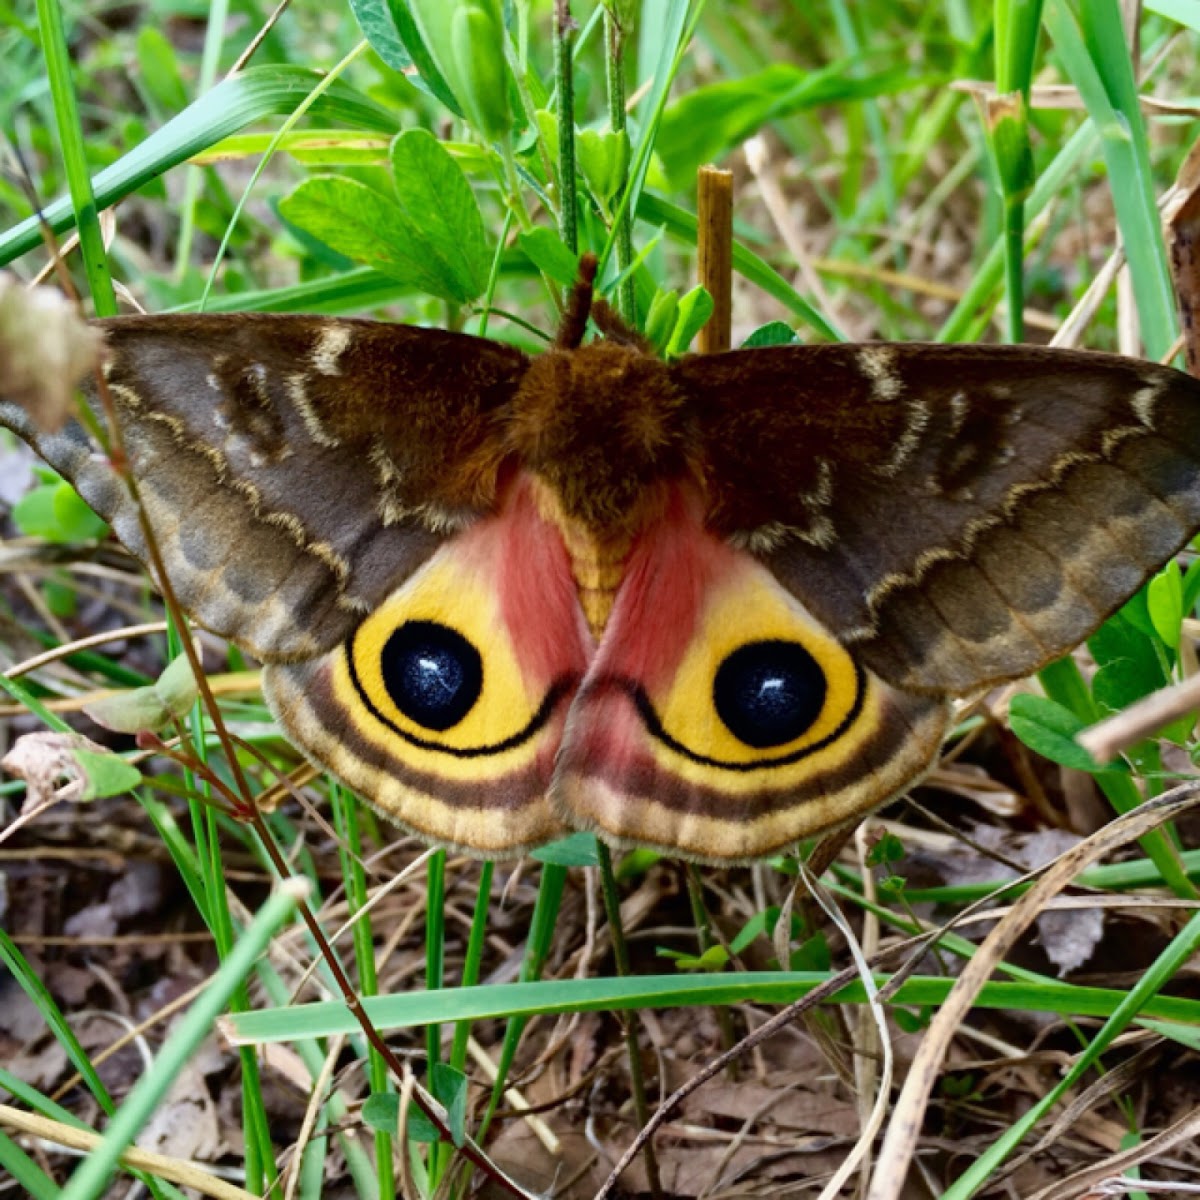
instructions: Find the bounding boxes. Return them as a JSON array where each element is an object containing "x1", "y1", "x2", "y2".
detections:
[{"x1": 506, "y1": 339, "x2": 692, "y2": 534}]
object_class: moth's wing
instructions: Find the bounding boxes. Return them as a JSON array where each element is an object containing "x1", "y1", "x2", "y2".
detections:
[
  {"x1": 551, "y1": 487, "x2": 950, "y2": 862},
  {"x1": 675, "y1": 344, "x2": 1200, "y2": 693},
  {"x1": 0, "y1": 314, "x2": 528, "y2": 661},
  {"x1": 267, "y1": 476, "x2": 593, "y2": 855}
]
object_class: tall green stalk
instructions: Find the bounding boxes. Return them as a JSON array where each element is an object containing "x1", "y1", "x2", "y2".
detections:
[
  {"x1": 555, "y1": 0, "x2": 578, "y2": 257},
  {"x1": 990, "y1": 0, "x2": 1044, "y2": 344},
  {"x1": 35, "y1": 0, "x2": 116, "y2": 315},
  {"x1": 605, "y1": 4, "x2": 636, "y2": 318}
]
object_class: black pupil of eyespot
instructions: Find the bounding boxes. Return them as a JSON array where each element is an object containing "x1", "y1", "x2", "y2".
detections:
[
  {"x1": 380, "y1": 621, "x2": 483, "y2": 732},
  {"x1": 713, "y1": 640, "x2": 827, "y2": 748}
]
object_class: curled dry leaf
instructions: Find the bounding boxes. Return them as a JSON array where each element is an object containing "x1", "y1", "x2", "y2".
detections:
[
  {"x1": 916, "y1": 827, "x2": 1105, "y2": 976},
  {"x1": 2, "y1": 731, "x2": 142, "y2": 811},
  {"x1": 0, "y1": 272, "x2": 104, "y2": 432},
  {"x1": 137, "y1": 1062, "x2": 221, "y2": 1161}
]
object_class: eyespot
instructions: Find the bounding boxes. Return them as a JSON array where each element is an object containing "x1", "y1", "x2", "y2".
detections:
[
  {"x1": 380, "y1": 620, "x2": 483, "y2": 732},
  {"x1": 599, "y1": 551, "x2": 867, "y2": 770},
  {"x1": 337, "y1": 510, "x2": 590, "y2": 762},
  {"x1": 713, "y1": 640, "x2": 826, "y2": 748}
]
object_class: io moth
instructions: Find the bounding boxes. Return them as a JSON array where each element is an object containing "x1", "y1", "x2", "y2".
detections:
[{"x1": 4, "y1": 264, "x2": 1200, "y2": 861}]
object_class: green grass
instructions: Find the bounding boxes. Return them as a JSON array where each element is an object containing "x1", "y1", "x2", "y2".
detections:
[{"x1": 3, "y1": 1, "x2": 1200, "y2": 1197}]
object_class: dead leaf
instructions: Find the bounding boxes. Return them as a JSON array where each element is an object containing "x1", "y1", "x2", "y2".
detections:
[
  {"x1": 137, "y1": 1061, "x2": 221, "y2": 1161},
  {"x1": 2, "y1": 731, "x2": 141, "y2": 812},
  {"x1": 912, "y1": 827, "x2": 1105, "y2": 975},
  {"x1": 1020, "y1": 830, "x2": 1105, "y2": 976},
  {"x1": 5, "y1": 1033, "x2": 69, "y2": 1091},
  {"x1": 0, "y1": 272, "x2": 104, "y2": 431}
]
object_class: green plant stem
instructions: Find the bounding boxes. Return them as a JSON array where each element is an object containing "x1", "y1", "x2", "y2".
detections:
[
  {"x1": 451, "y1": 861, "x2": 495, "y2": 1070},
  {"x1": 477, "y1": 207, "x2": 515, "y2": 338},
  {"x1": 683, "y1": 864, "x2": 715, "y2": 958},
  {"x1": 937, "y1": 119, "x2": 1097, "y2": 342},
  {"x1": 1046, "y1": 0, "x2": 1176, "y2": 360},
  {"x1": 35, "y1": 0, "x2": 116, "y2": 315},
  {"x1": 172, "y1": 0, "x2": 227, "y2": 279},
  {"x1": 827, "y1": 0, "x2": 895, "y2": 233},
  {"x1": 991, "y1": 0, "x2": 1044, "y2": 343},
  {"x1": 0, "y1": 933, "x2": 119, "y2": 1116},
  {"x1": 497, "y1": 136, "x2": 537, "y2": 234},
  {"x1": 426, "y1": 849, "x2": 446, "y2": 1072},
  {"x1": 684, "y1": 864, "x2": 738, "y2": 1057},
  {"x1": 496, "y1": 135, "x2": 559, "y2": 313},
  {"x1": 0, "y1": 672, "x2": 71, "y2": 732},
  {"x1": 599, "y1": 0, "x2": 705, "y2": 278},
  {"x1": 555, "y1": 0, "x2": 578, "y2": 257},
  {"x1": 604, "y1": 7, "x2": 635, "y2": 319},
  {"x1": 1001, "y1": 198, "x2": 1025, "y2": 343},
  {"x1": 476, "y1": 863, "x2": 568, "y2": 1143},
  {"x1": 335, "y1": 788, "x2": 395, "y2": 1200}
]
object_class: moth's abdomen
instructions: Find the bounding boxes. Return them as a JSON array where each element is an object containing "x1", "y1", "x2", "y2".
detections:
[
  {"x1": 527, "y1": 475, "x2": 639, "y2": 639},
  {"x1": 558, "y1": 529, "x2": 630, "y2": 641}
]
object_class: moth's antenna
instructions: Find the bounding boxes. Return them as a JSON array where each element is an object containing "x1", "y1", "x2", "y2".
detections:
[
  {"x1": 590, "y1": 297, "x2": 651, "y2": 349},
  {"x1": 556, "y1": 252, "x2": 598, "y2": 348},
  {"x1": 555, "y1": 252, "x2": 651, "y2": 351}
]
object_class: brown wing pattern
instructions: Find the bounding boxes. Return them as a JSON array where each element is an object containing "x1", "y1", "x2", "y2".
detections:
[
  {"x1": 676, "y1": 344, "x2": 1200, "y2": 693},
  {"x1": 0, "y1": 314, "x2": 528, "y2": 661}
]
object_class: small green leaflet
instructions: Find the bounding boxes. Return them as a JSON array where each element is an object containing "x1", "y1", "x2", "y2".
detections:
[
  {"x1": 517, "y1": 228, "x2": 580, "y2": 288},
  {"x1": 1008, "y1": 694, "x2": 1120, "y2": 775},
  {"x1": 347, "y1": 0, "x2": 463, "y2": 116},
  {"x1": 279, "y1": 131, "x2": 489, "y2": 304},
  {"x1": 741, "y1": 320, "x2": 799, "y2": 347},
  {"x1": 363, "y1": 1065, "x2": 467, "y2": 1145},
  {"x1": 85, "y1": 655, "x2": 199, "y2": 734}
]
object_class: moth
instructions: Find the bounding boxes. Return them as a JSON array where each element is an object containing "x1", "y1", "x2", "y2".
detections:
[{"x1": 4, "y1": 262, "x2": 1200, "y2": 862}]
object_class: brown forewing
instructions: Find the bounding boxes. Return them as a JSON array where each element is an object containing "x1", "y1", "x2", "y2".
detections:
[
  {"x1": 675, "y1": 344, "x2": 1200, "y2": 693},
  {"x1": 1, "y1": 315, "x2": 529, "y2": 661}
]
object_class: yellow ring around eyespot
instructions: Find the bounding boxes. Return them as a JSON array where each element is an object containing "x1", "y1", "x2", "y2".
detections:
[
  {"x1": 654, "y1": 572, "x2": 862, "y2": 767},
  {"x1": 641, "y1": 682, "x2": 889, "y2": 796},
  {"x1": 342, "y1": 550, "x2": 544, "y2": 759}
]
